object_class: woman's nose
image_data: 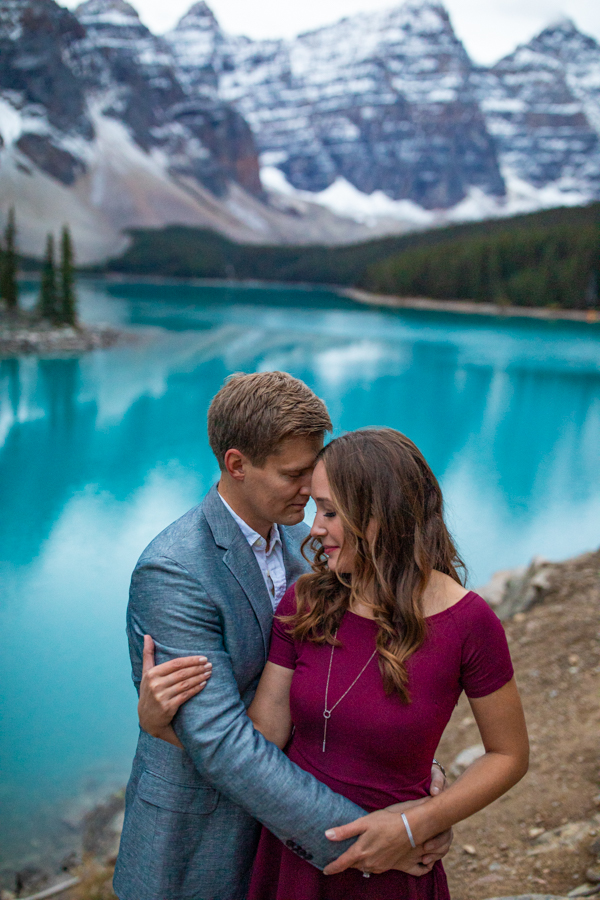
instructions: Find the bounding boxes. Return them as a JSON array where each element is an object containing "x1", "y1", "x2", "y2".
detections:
[{"x1": 310, "y1": 519, "x2": 327, "y2": 537}]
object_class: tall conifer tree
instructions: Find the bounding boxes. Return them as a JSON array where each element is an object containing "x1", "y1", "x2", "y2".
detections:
[
  {"x1": 39, "y1": 234, "x2": 59, "y2": 323},
  {"x1": 1, "y1": 207, "x2": 19, "y2": 310},
  {"x1": 59, "y1": 225, "x2": 77, "y2": 326}
]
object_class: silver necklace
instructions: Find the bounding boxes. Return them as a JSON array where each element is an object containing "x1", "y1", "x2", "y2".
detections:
[{"x1": 322, "y1": 632, "x2": 377, "y2": 752}]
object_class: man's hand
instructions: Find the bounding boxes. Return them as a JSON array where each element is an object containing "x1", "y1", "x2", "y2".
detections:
[
  {"x1": 421, "y1": 761, "x2": 452, "y2": 866},
  {"x1": 138, "y1": 636, "x2": 211, "y2": 739},
  {"x1": 323, "y1": 762, "x2": 453, "y2": 876},
  {"x1": 430, "y1": 761, "x2": 447, "y2": 796}
]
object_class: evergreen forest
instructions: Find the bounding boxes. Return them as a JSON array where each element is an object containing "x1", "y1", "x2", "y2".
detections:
[{"x1": 102, "y1": 203, "x2": 600, "y2": 310}]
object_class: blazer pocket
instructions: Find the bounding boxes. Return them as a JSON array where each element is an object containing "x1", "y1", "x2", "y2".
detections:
[{"x1": 137, "y1": 770, "x2": 219, "y2": 816}]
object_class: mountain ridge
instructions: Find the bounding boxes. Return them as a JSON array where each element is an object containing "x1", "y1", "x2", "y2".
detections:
[{"x1": 0, "y1": 0, "x2": 599, "y2": 261}]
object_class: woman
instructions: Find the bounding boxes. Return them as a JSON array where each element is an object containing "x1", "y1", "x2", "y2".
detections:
[{"x1": 139, "y1": 428, "x2": 528, "y2": 899}]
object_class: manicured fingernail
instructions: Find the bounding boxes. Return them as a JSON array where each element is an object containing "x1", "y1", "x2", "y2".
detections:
[
  {"x1": 325, "y1": 829, "x2": 336, "y2": 839},
  {"x1": 431, "y1": 786, "x2": 440, "y2": 794},
  {"x1": 197, "y1": 657, "x2": 206, "y2": 662}
]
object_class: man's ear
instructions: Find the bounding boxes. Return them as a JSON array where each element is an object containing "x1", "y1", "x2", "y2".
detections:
[{"x1": 223, "y1": 448, "x2": 247, "y2": 481}]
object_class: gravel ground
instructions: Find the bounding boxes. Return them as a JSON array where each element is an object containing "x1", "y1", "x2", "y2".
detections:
[{"x1": 441, "y1": 549, "x2": 600, "y2": 900}]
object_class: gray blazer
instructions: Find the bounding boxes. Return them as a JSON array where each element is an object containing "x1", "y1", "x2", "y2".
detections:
[{"x1": 113, "y1": 485, "x2": 364, "y2": 900}]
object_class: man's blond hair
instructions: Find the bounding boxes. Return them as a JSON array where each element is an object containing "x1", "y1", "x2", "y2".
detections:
[{"x1": 208, "y1": 371, "x2": 332, "y2": 469}]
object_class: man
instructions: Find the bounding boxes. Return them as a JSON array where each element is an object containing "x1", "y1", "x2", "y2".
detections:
[{"x1": 114, "y1": 371, "x2": 450, "y2": 900}]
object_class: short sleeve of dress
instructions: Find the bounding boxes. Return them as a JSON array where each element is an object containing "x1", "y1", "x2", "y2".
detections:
[
  {"x1": 267, "y1": 583, "x2": 299, "y2": 670},
  {"x1": 458, "y1": 593, "x2": 514, "y2": 698}
]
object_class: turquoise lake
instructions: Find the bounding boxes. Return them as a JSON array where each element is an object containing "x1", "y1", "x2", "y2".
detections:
[{"x1": 1, "y1": 279, "x2": 599, "y2": 870}]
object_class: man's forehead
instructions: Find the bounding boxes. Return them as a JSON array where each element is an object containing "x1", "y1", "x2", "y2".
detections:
[{"x1": 270, "y1": 434, "x2": 323, "y2": 466}]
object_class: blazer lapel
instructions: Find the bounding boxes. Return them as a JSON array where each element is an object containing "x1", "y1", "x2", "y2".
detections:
[
  {"x1": 202, "y1": 485, "x2": 273, "y2": 657},
  {"x1": 223, "y1": 534, "x2": 273, "y2": 656},
  {"x1": 281, "y1": 528, "x2": 312, "y2": 584}
]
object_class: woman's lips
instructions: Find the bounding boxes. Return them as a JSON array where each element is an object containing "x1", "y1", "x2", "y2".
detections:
[{"x1": 323, "y1": 546, "x2": 339, "y2": 554}]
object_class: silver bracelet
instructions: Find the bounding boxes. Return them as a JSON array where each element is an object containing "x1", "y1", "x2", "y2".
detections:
[
  {"x1": 432, "y1": 758, "x2": 446, "y2": 778},
  {"x1": 401, "y1": 812, "x2": 416, "y2": 849}
]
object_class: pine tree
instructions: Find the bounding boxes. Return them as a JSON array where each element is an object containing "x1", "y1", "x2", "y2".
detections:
[
  {"x1": 59, "y1": 225, "x2": 77, "y2": 326},
  {"x1": 1, "y1": 207, "x2": 19, "y2": 311},
  {"x1": 39, "y1": 233, "x2": 59, "y2": 323}
]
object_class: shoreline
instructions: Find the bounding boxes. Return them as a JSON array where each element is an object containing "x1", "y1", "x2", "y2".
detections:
[
  {"x1": 339, "y1": 287, "x2": 600, "y2": 323},
  {"x1": 6, "y1": 275, "x2": 598, "y2": 358},
  {"x1": 0, "y1": 790, "x2": 125, "y2": 898},
  {"x1": 80, "y1": 273, "x2": 600, "y2": 323}
]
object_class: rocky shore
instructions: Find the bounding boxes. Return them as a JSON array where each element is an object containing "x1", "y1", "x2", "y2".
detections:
[
  {"x1": 341, "y1": 288, "x2": 600, "y2": 324},
  {"x1": 2, "y1": 547, "x2": 598, "y2": 900},
  {"x1": 0, "y1": 793, "x2": 124, "y2": 900},
  {"x1": 0, "y1": 310, "x2": 133, "y2": 358}
]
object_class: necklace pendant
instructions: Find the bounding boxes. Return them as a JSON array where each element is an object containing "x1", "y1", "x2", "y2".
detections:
[{"x1": 323, "y1": 709, "x2": 331, "y2": 719}]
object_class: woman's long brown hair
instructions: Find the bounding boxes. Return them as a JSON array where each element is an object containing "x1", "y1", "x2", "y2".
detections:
[{"x1": 284, "y1": 428, "x2": 466, "y2": 702}]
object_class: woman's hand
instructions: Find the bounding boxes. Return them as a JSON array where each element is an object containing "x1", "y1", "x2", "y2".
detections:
[{"x1": 138, "y1": 636, "x2": 212, "y2": 748}]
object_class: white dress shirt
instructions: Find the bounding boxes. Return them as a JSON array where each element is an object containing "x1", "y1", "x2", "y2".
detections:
[{"x1": 218, "y1": 493, "x2": 287, "y2": 610}]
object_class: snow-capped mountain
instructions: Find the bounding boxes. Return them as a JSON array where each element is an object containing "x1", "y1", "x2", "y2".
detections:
[
  {"x1": 167, "y1": 4, "x2": 600, "y2": 223},
  {"x1": 168, "y1": 1, "x2": 505, "y2": 210},
  {"x1": 1, "y1": 0, "x2": 599, "y2": 262},
  {"x1": 474, "y1": 19, "x2": 600, "y2": 205},
  {"x1": 0, "y1": 0, "x2": 92, "y2": 183},
  {"x1": 0, "y1": 0, "x2": 390, "y2": 260},
  {"x1": 73, "y1": 0, "x2": 261, "y2": 197}
]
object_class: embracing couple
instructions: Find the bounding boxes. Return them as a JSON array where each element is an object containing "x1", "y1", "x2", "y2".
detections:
[{"x1": 113, "y1": 371, "x2": 528, "y2": 900}]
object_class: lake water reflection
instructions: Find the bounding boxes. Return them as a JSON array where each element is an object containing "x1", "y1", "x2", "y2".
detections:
[{"x1": 1, "y1": 279, "x2": 599, "y2": 869}]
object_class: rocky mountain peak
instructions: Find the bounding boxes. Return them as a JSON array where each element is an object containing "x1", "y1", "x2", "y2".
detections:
[
  {"x1": 72, "y1": 0, "x2": 262, "y2": 195},
  {"x1": 0, "y1": 0, "x2": 89, "y2": 132},
  {"x1": 528, "y1": 17, "x2": 600, "y2": 63},
  {"x1": 166, "y1": 1, "x2": 225, "y2": 95},
  {"x1": 524, "y1": 19, "x2": 600, "y2": 144},
  {"x1": 0, "y1": 0, "x2": 92, "y2": 186},
  {"x1": 75, "y1": 0, "x2": 142, "y2": 24},
  {"x1": 74, "y1": 0, "x2": 152, "y2": 46},
  {"x1": 2, "y1": 0, "x2": 600, "y2": 260},
  {"x1": 176, "y1": 1, "x2": 220, "y2": 31},
  {"x1": 204, "y1": 0, "x2": 501, "y2": 206},
  {"x1": 536, "y1": 16, "x2": 581, "y2": 40},
  {"x1": 474, "y1": 20, "x2": 600, "y2": 198},
  {"x1": 0, "y1": 0, "x2": 85, "y2": 43}
]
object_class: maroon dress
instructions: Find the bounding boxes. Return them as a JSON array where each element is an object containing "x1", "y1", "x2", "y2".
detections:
[{"x1": 248, "y1": 586, "x2": 514, "y2": 900}]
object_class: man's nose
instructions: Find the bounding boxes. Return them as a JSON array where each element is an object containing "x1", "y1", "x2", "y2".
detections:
[{"x1": 298, "y1": 479, "x2": 312, "y2": 496}]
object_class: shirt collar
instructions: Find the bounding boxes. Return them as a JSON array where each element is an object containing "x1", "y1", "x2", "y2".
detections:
[{"x1": 218, "y1": 492, "x2": 281, "y2": 553}]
